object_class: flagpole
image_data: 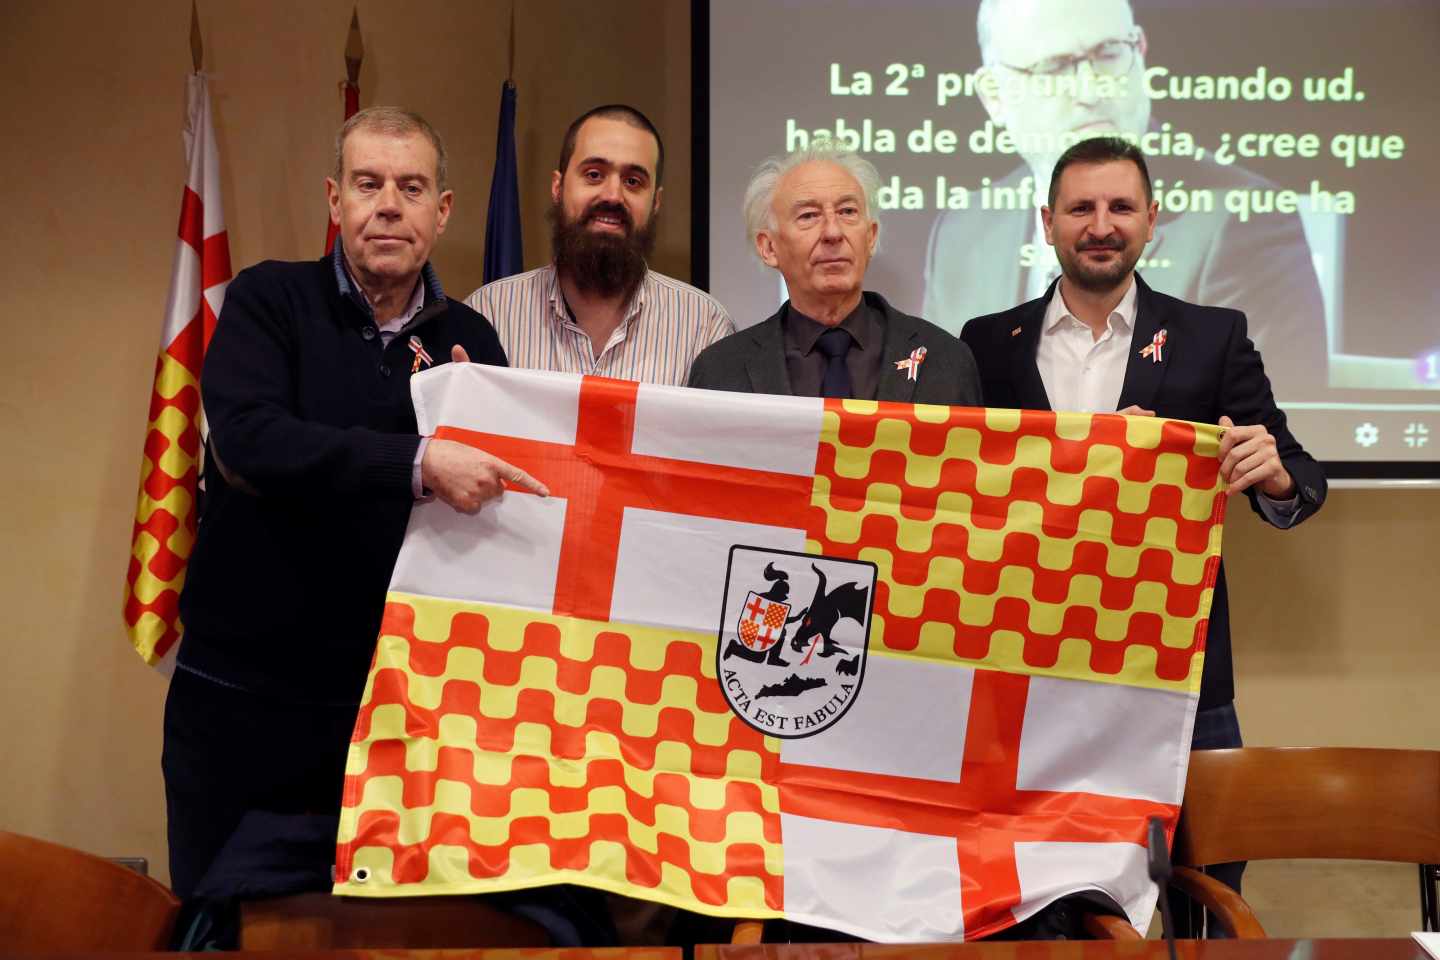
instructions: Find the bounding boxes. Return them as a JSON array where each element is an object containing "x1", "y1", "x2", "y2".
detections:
[
  {"x1": 483, "y1": 0, "x2": 524, "y2": 283},
  {"x1": 345, "y1": 6, "x2": 363, "y2": 89},
  {"x1": 325, "y1": 7, "x2": 363, "y2": 254},
  {"x1": 189, "y1": 0, "x2": 202, "y2": 73}
]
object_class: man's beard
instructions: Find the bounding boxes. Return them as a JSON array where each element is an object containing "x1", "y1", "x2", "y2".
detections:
[
  {"x1": 550, "y1": 199, "x2": 658, "y2": 299},
  {"x1": 1060, "y1": 238, "x2": 1142, "y2": 294}
]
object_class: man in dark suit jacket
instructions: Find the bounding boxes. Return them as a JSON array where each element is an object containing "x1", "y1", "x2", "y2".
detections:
[
  {"x1": 963, "y1": 136, "x2": 1325, "y2": 933},
  {"x1": 925, "y1": 0, "x2": 1328, "y2": 400},
  {"x1": 688, "y1": 147, "x2": 980, "y2": 406},
  {"x1": 926, "y1": 156, "x2": 1328, "y2": 399}
]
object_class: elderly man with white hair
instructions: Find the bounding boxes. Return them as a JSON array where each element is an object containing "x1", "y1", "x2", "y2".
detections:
[{"x1": 688, "y1": 145, "x2": 980, "y2": 404}]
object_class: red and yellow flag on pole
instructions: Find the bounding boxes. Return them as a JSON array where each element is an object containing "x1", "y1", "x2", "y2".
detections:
[
  {"x1": 336, "y1": 366, "x2": 1226, "y2": 941},
  {"x1": 122, "y1": 72, "x2": 231, "y2": 667}
]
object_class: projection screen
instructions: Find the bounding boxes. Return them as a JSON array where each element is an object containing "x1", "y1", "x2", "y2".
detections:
[{"x1": 696, "y1": 0, "x2": 1440, "y2": 479}]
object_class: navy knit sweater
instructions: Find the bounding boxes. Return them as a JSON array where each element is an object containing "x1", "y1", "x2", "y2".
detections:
[{"x1": 178, "y1": 255, "x2": 507, "y2": 704}]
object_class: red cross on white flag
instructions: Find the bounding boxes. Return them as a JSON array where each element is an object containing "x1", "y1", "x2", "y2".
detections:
[
  {"x1": 361, "y1": 364, "x2": 1200, "y2": 940},
  {"x1": 395, "y1": 366, "x2": 824, "y2": 630},
  {"x1": 777, "y1": 664, "x2": 1185, "y2": 938}
]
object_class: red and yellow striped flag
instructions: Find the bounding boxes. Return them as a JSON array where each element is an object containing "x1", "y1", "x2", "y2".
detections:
[
  {"x1": 335, "y1": 365, "x2": 1225, "y2": 941},
  {"x1": 122, "y1": 73, "x2": 231, "y2": 667}
]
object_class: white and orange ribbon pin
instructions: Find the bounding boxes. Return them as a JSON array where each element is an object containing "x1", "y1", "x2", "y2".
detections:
[
  {"x1": 1139, "y1": 329, "x2": 1167, "y2": 363},
  {"x1": 894, "y1": 346, "x2": 928, "y2": 382},
  {"x1": 408, "y1": 335, "x2": 434, "y2": 373}
]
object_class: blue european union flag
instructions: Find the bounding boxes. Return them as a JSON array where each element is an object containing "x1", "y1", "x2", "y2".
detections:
[{"x1": 483, "y1": 80, "x2": 523, "y2": 284}]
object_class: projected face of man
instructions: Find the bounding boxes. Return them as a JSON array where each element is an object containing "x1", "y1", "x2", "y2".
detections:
[
  {"x1": 1042, "y1": 158, "x2": 1157, "y2": 294},
  {"x1": 756, "y1": 160, "x2": 878, "y2": 317},
  {"x1": 978, "y1": 0, "x2": 1152, "y2": 179}
]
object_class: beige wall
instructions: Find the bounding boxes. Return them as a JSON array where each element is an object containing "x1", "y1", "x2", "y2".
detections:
[
  {"x1": 1227, "y1": 487, "x2": 1440, "y2": 749},
  {"x1": 0, "y1": 0, "x2": 693, "y2": 882},
  {"x1": 1, "y1": 0, "x2": 1436, "y2": 896}
]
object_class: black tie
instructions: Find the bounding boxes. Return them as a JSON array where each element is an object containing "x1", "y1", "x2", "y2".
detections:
[{"x1": 815, "y1": 328, "x2": 855, "y2": 399}]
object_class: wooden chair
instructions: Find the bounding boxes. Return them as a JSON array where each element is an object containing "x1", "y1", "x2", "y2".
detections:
[
  {"x1": 239, "y1": 891, "x2": 551, "y2": 949},
  {"x1": 731, "y1": 920, "x2": 764, "y2": 943},
  {"x1": 1171, "y1": 746, "x2": 1440, "y2": 938},
  {"x1": 1081, "y1": 914, "x2": 1144, "y2": 940},
  {"x1": 0, "y1": 830, "x2": 180, "y2": 950}
]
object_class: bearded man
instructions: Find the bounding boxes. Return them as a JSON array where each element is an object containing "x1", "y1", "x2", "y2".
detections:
[{"x1": 466, "y1": 104, "x2": 731, "y2": 384}]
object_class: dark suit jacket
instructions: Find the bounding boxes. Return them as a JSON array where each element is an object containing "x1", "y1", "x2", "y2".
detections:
[
  {"x1": 961, "y1": 274, "x2": 1326, "y2": 710},
  {"x1": 687, "y1": 291, "x2": 982, "y2": 405},
  {"x1": 926, "y1": 158, "x2": 1328, "y2": 398}
]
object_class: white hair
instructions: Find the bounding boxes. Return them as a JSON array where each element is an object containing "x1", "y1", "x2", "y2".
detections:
[
  {"x1": 977, "y1": 0, "x2": 1000, "y2": 65},
  {"x1": 742, "y1": 144, "x2": 882, "y2": 259}
]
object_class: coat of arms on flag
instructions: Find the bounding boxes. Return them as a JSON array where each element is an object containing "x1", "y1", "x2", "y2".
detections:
[
  {"x1": 719, "y1": 548, "x2": 875, "y2": 738},
  {"x1": 335, "y1": 365, "x2": 1226, "y2": 942}
]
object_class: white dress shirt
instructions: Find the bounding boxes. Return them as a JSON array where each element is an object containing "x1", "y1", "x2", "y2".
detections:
[{"x1": 1036, "y1": 277, "x2": 1138, "y2": 416}]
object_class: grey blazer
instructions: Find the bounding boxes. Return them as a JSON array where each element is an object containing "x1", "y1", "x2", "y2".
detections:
[{"x1": 687, "y1": 291, "x2": 981, "y2": 406}]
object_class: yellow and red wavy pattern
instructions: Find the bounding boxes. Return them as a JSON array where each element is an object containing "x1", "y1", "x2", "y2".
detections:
[
  {"x1": 805, "y1": 401, "x2": 1225, "y2": 692},
  {"x1": 123, "y1": 349, "x2": 204, "y2": 664},
  {"x1": 337, "y1": 597, "x2": 784, "y2": 915}
]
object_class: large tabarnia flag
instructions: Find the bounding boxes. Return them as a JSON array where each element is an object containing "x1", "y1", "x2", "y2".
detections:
[
  {"x1": 335, "y1": 365, "x2": 1226, "y2": 941},
  {"x1": 122, "y1": 73, "x2": 232, "y2": 667}
]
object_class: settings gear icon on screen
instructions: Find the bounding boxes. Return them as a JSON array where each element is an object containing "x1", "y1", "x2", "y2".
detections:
[{"x1": 1354, "y1": 422, "x2": 1380, "y2": 448}]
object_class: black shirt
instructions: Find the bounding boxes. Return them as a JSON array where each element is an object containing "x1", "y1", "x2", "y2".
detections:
[{"x1": 781, "y1": 299, "x2": 886, "y2": 400}]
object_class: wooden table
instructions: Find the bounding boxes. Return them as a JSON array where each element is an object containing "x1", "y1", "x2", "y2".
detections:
[
  {"x1": 26, "y1": 950, "x2": 678, "y2": 960},
  {"x1": 13, "y1": 940, "x2": 1429, "y2": 960},
  {"x1": 697, "y1": 940, "x2": 1430, "y2": 960}
]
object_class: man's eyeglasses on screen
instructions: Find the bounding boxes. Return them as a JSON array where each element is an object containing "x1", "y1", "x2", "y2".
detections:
[{"x1": 1002, "y1": 34, "x2": 1142, "y2": 79}]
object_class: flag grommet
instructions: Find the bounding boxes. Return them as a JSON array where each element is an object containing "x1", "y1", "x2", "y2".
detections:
[{"x1": 351, "y1": 867, "x2": 370, "y2": 884}]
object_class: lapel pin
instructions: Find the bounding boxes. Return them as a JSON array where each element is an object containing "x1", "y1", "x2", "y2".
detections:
[
  {"x1": 1139, "y1": 329, "x2": 1167, "y2": 363},
  {"x1": 894, "y1": 345, "x2": 928, "y2": 382},
  {"x1": 1010, "y1": 326, "x2": 1023, "y2": 337},
  {"x1": 408, "y1": 335, "x2": 434, "y2": 374}
]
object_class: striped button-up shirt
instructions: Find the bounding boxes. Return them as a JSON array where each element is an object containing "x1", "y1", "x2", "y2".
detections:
[{"x1": 464, "y1": 264, "x2": 733, "y2": 386}]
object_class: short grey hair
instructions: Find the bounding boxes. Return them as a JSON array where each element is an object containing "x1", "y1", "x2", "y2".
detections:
[
  {"x1": 742, "y1": 145, "x2": 882, "y2": 257},
  {"x1": 333, "y1": 106, "x2": 449, "y2": 193}
]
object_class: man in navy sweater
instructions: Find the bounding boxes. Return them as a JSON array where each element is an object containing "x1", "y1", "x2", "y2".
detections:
[{"x1": 163, "y1": 107, "x2": 546, "y2": 899}]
